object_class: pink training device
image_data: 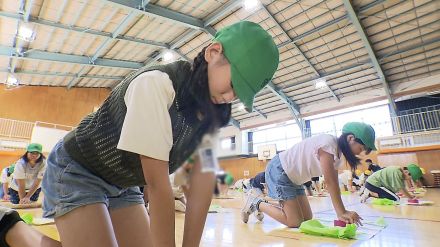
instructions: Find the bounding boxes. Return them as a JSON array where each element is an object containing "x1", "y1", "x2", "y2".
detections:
[
  {"x1": 408, "y1": 199, "x2": 419, "y2": 203},
  {"x1": 334, "y1": 220, "x2": 347, "y2": 227}
]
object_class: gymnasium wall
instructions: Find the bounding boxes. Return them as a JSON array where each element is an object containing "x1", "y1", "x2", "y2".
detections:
[
  {"x1": 0, "y1": 151, "x2": 22, "y2": 170},
  {"x1": 0, "y1": 85, "x2": 110, "y2": 169},
  {"x1": 0, "y1": 84, "x2": 110, "y2": 126}
]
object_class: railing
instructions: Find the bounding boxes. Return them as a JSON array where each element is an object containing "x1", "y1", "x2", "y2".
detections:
[
  {"x1": 392, "y1": 109, "x2": 440, "y2": 134},
  {"x1": 0, "y1": 118, "x2": 74, "y2": 151},
  {"x1": 0, "y1": 118, "x2": 34, "y2": 140},
  {"x1": 377, "y1": 129, "x2": 440, "y2": 150},
  {"x1": 34, "y1": 121, "x2": 74, "y2": 131}
]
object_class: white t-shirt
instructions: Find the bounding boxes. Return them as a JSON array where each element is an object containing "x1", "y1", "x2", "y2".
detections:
[
  {"x1": 116, "y1": 70, "x2": 218, "y2": 169},
  {"x1": 338, "y1": 170, "x2": 352, "y2": 186},
  {"x1": 279, "y1": 134, "x2": 343, "y2": 185},
  {"x1": 0, "y1": 168, "x2": 11, "y2": 184},
  {"x1": 10, "y1": 158, "x2": 46, "y2": 191},
  {"x1": 117, "y1": 70, "x2": 175, "y2": 161}
]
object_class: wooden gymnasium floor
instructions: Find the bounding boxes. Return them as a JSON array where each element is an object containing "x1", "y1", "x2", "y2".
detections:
[{"x1": 11, "y1": 188, "x2": 440, "y2": 246}]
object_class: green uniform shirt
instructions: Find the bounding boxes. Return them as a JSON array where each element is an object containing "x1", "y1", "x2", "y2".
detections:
[{"x1": 366, "y1": 166, "x2": 404, "y2": 193}]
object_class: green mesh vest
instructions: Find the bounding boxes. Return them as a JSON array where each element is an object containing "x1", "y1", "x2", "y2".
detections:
[{"x1": 63, "y1": 61, "x2": 206, "y2": 187}]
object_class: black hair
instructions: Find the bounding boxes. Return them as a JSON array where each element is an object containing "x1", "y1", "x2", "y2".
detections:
[
  {"x1": 337, "y1": 133, "x2": 361, "y2": 170},
  {"x1": 178, "y1": 45, "x2": 231, "y2": 133},
  {"x1": 21, "y1": 151, "x2": 45, "y2": 164},
  {"x1": 365, "y1": 159, "x2": 372, "y2": 163}
]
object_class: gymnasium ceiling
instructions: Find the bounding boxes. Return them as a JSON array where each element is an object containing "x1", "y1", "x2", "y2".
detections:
[{"x1": 0, "y1": 0, "x2": 439, "y2": 128}]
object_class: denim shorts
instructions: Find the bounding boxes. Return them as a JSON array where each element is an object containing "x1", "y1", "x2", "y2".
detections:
[
  {"x1": 42, "y1": 140, "x2": 144, "y2": 218},
  {"x1": 265, "y1": 154, "x2": 305, "y2": 200}
]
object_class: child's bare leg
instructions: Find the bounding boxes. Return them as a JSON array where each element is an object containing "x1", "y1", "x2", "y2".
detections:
[
  {"x1": 369, "y1": 191, "x2": 379, "y2": 198},
  {"x1": 143, "y1": 186, "x2": 149, "y2": 206},
  {"x1": 6, "y1": 221, "x2": 61, "y2": 247},
  {"x1": 110, "y1": 204, "x2": 153, "y2": 247},
  {"x1": 259, "y1": 196, "x2": 311, "y2": 227},
  {"x1": 313, "y1": 181, "x2": 321, "y2": 194},
  {"x1": 305, "y1": 187, "x2": 313, "y2": 196},
  {"x1": 55, "y1": 203, "x2": 118, "y2": 247},
  {"x1": 297, "y1": 195, "x2": 313, "y2": 220}
]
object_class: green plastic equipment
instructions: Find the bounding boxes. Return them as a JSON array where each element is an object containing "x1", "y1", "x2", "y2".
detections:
[
  {"x1": 20, "y1": 213, "x2": 34, "y2": 224},
  {"x1": 299, "y1": 219, "x2": 357, "y2": 239},
  {"x1": 371, "y1": 198, "x2": 396, "y2": 205}
]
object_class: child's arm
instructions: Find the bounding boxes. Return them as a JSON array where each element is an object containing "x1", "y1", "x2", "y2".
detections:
[
  {"x1": 141, "y1": 155, "x2": 175, "y2": 247},
  {"x1": 182, "y1": 156, "x2": 216, "y2": 247},
  {"x1": 16, "y1": 179, "x2": 27, "y2": 201},
  {"x1": 319, "y1": 149, "x2": 362, "y2": 225},
  {"x1": 21, "y1": 179, "x2": 41, "y2": 203},
  {"x1": 2, "y1": 182, "x2": 9, "y2": 200},
  {"x1": 401, "y1": 188, "x2": 415, "y2": 199},
  {"x1": 348, "y1": 178, "x2": 355, "y2": 192}
]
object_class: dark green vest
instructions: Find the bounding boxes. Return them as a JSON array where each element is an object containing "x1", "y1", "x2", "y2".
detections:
[{"x1": 64, "y1": 61, "x2": 206, "y2": 187}]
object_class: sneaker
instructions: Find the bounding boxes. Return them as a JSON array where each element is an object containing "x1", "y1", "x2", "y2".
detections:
[
  {"x1": 255, "y1": 211, "x2": 264, "y2": 221},
  {"x1": 241, "y1": 194, "x2": 261, "y2": 223},
  {"x1": 360, "y1": 188, "x2": 371, "y2": 203},
  {"x1": 242, "y1": 179, "x2": 251, "y2": 193},
  {"x1": 174, "y1": 200, "x2": 186, "y2": 212}
]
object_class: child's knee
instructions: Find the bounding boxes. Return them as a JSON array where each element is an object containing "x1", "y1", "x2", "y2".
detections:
[
  {"x1": 286, "y1": 219, "x2": 303, "y2": 228},
  {"x1": 285, "y1": 215, "x2": 307, "y2": 228},
  {"x1": 304, "y1": 212, "x2": 313, "y2": 221}
]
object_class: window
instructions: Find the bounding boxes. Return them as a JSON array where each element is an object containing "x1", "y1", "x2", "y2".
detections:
[
  {"x1": 220, "y1": 136, "x2": 235, "y2": 150},
  {"x1": 310, "y1": 105, "x2": 393, "y2": 138},
  {"x1": 251, "y1": 123, "x2": 302, "y2": 153}
]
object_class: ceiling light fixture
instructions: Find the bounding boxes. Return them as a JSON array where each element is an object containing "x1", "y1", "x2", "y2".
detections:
[
  {"x1": 18, "y1": 25, "x2": 35, "y2": 42},
  {"x1": 314, "y1": 78, "x2": 327, "y2": 89},
  {"x1": 162, "y1": 51, "x2": 175, "y2": 62},
  {"x1": 6, "y1": 75, "x2": 19, "y2": 86},
  {"x1": 243, "y1": 0, "x2": 260, "y2": 10}
]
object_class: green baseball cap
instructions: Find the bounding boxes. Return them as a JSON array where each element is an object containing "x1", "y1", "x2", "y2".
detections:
[
  {"x1": 407, "y1": 164, "x2": 423, "y2": 181},
  {"x1": 27, "y1": 143, "x2": 43, "y2": 153},
  {"x1": 225, "y1": 173, "x2": 234, "y2": 185},
  {"x1": 8, "y1": 164, "x2": 15, "y2": 174},
  {"x1": 342, "y1": 122, "x2": 377, "y2": 151},
  {"x1": 214, "y1": 21, "x2": 279, "y2": 111}
]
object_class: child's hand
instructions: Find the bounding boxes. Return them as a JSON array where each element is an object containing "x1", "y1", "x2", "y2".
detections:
[
  {"x1": 338, "y1": 210, "x2": 363, "y2": 226},
  {"x1": 19, "y1": 197, "x2": 31, "y2": 204}
]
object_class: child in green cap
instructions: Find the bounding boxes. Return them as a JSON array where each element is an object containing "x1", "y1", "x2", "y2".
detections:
[
  {"x1": 0, "y1": 21, "x2": 279, "y2": 247},
  {"x1": 242, "y1": 122, "x2": 376, "y2": 227},
  {"x1": 360, "y1": 164, "x2": 422, "y2": 202},
  {"x1": 215, "y1": 171, "x2": 234, "y2": 196},
  {"x1": 8, "y1": 143, "x2": 46, "y2": 205}
]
